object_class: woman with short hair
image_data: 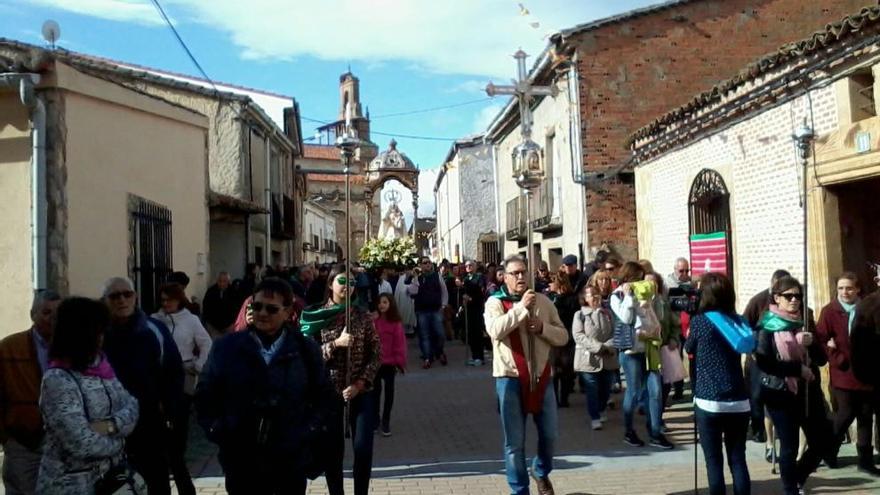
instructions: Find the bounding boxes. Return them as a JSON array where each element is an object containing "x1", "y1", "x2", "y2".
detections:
[
  {"x1": 755, "y1": 276, "x2": 832, "y2": 495},
  {"x1": 37, "y1": 297, "x2": 141, "y2": 494},
  {"x1": 817, "y1": 272, "x2": 879, "y2": 475}
]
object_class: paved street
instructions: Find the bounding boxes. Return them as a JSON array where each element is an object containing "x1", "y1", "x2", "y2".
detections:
[{"x1": 183, "y1": 338, "x2": 880, "y2": 495}]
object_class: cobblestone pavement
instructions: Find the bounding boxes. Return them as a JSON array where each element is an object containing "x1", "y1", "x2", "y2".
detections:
[{"x1": 181, "y1": 338, "x2": 880, "y2": 494}]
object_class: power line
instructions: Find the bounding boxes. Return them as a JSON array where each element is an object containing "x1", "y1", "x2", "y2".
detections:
[
  {"x1": 149, "y1": 0, "x2": 218, "y2": 94},
  {"x1": 370, "y1": 97, "x2": 493, "y2": 119},
  {"x1": 302, "y1": 115, "x2": 458, "y2": 141}
]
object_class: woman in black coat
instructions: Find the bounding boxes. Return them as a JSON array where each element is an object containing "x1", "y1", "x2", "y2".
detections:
[
  {"x1": 754, "y1": 276, "x2": 831, "y2": 495},
  {"x1": 549, "y1": 270, "x2": 580, "y2": 407}
]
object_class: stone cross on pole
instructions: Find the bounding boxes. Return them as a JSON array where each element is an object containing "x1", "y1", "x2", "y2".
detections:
[{"x1": 486, "y1": 49, "x2": 558, "y2": 140}]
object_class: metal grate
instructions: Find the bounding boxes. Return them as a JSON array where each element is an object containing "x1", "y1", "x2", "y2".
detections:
[
  {"x1": 129, "y1": 196, "x2": 173, "y2": 314},
  {"x1": 687, "y1": 169, "x2": 733, "y2": 280},
  {"x1": 857, "y1": 84, "x2": 876, "y2": 117}
]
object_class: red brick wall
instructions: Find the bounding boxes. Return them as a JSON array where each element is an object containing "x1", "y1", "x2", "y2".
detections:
[{"x1": 573, "y1": 0, "x2": 870, "y2": 261}]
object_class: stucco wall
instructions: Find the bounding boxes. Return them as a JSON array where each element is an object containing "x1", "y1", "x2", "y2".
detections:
[
  {"x1": 636, "y1": 86, "x2": 838, "y2": 310},
  {"x1": 303, "y1": 201, "x2": 338, "y2": 264},
  {"x1": 64, "y1": 92, "x2": 210, "y2": 301},
  {"x1": 209, "y1": 219, "x2": 246, "y2": 281},
  {"x1": 495, "y1": 74, "x2": 584, "y2": 268},
  {"x1": 436, "y1": 163, "x2": 463, "y2": 262},
  {"x1": 0, "y1": 94, "x2": 35, "y2": 335}
]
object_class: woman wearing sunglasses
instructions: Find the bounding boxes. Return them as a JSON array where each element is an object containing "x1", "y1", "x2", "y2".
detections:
[
  {"x1": 755, "y1": 275, "x2": 832, "y2": 495},
  {"x1": 299, "y1": 265, "x2": 380, "y2": 495}
]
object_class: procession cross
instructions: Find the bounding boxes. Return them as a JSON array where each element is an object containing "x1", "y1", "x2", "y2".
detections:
[{"x1": 486, "y1": 49, "x2": 559, "y2": 140}]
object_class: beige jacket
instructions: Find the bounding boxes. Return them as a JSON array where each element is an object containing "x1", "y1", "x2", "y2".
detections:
[{"x1": 484, "y1": 293, "x2": 568, "y2": 378}]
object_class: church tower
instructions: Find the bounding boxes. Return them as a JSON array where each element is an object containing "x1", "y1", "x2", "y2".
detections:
[{"x1": 336, "y1": 71, "x2": 371, "y2": 142}]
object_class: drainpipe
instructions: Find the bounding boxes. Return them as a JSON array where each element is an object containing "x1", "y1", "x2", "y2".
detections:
[
  {"x1": 265, "y1": 134, "x2": 272, "y2": 262},
  {"x1": 1, "y1": 73, "x2": 46, "y2": 290},
  {"x1": 566, "y1": 54, "x2": 589, "y2": 256}
]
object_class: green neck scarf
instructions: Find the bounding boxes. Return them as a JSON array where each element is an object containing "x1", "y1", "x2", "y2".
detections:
[
  {"x1": 491, "y1": 285, "x2": 522, "y2": 302},
  {"x1": 759, "y1": 310, "x2": 803, "y2": 333},
  {"x1": 299, "y1": 300, "x2": 347, "y2": 339}
]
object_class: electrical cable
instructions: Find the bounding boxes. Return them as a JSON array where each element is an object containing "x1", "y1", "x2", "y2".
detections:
[
  {"x1": 149, "y1": 0, "x2": 218, "y2": 95},
  {"x1": 370, "y1": 97, "x2": 493, "y2": 119}
]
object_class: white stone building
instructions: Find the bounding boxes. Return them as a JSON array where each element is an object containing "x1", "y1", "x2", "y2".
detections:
[
  {"x1": 434, "y1": 135, "x2": 498, "y2": 264},
  {"x1": 302, "y1": 200, "x2": 338, "y2": 264},
  {"x1": 630, "y1": 8, "x2": 880, "y2": 309},
  {"x1": 484, "y1": 54, "x2": 588, "y2": 271}
]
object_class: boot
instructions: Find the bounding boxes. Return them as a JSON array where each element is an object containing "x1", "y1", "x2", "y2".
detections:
[{"x1": 858, "y1": 446, "x2": 880, "y2": 476}]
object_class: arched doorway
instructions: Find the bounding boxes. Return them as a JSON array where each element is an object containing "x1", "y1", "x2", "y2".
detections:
[{"x1": 688, "y1": 169, "x2": 733, "y2": 280}]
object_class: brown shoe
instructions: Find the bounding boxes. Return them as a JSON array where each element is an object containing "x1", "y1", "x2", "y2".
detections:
[{"x1": 532, "y1": 475, "x2": 554, "y2": 495}]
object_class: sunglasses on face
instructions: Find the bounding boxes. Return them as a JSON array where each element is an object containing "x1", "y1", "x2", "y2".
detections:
[
  {"x1": 249, "y1": 302, "x2": 285, "y2": 315},
  {"x1": 677, "y1": 269, "x2": 690, "y2": 274},
  {"x1": 107, "y1": 290, "x2": 135, "y2": 301},
  {"x1": 777, "y1": 292, "x2": 803, "y2": 302},
  {"x1": 335, "y1": 277, "x2": 356, "y2": 287}
]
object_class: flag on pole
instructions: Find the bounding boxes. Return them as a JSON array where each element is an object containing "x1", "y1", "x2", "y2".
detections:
[{"x1": 690, "y1": 232, "x2": 729, "y2": 278}]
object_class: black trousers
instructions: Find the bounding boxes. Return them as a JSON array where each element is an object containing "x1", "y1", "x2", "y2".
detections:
[
  {"x1": 765, "y1": 387, "x2": 833, "y2": 495},
  {"x1": 374, "y1": 365, "x2": 397, "y2": 430},
  {"x1": 221, "y1": 452, "x2": 307, "y2": 495},
  {"x1": 747, "y1": 356, "x2": 766, "y2": 435},
  {"x1": 166, "y1": 396, "x2": 196, "y2": 495},
  {"x1": 831, "y1": 387, "x2": 875, "y2": 450},
  {"x1": 465, "y1": 306, "x2": 485, "y2": 361},
  {"x1": 326, "y1": 391, "x2": 377, "y2": 495},
  {"x1": 127, "y1": 425, "x2": 172, "y2": 495}
]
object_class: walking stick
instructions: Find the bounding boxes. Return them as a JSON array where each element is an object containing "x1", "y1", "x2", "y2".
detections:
[{"x1": 464, "y1": 290, "x2": 470, "y2": 365}]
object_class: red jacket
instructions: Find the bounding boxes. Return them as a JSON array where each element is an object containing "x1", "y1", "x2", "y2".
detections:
[
  {"x1": 375, "y1": 318, "x2": 407, "y2": 369},
  {"x1": 817, "y1": 299, "x2": 872, "y2": 391}
]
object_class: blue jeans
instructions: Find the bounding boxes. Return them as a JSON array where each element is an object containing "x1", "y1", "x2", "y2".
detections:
[
  {"x1": 695, "y1": 408, "x2": 751, "y2": 495},
  {"x1": 578, "y1": 370, "x2": 611, "y2": 421},
  {"x1": 496, "y1": 377, "x2": 558, "y2": 495},
  {"x1": 416, "y1": 310, "x2": 445, "y2": 361},
  {"x1": 621, "y1": 352, "x2": 663, "y2": 437}
]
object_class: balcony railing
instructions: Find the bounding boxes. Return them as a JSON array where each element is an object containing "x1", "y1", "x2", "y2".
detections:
[{"x1": 532, "y1": 176, "x2": 563, "y2": 232}]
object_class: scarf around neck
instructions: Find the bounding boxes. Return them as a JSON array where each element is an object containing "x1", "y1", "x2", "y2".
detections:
[
  {"x1": 299, "y1": 301, "x2": 347, "y2": 339},
  {"x1": 49, "y1": 353, "x2": 116, "y2": 380},
  {"x1": 838, "y1": 297, "x2": 858, "y2": 335},
  {"x1": 491, "y1": 285, "x2": 522, "y2": 302},
  {"x1": 763, "y1": 305, "x2": 806, "y2": 394}
]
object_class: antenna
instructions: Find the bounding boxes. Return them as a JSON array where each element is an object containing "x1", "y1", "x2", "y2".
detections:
[{"x1": 41, "y1": 20, "x2": 61, "y2": 49}]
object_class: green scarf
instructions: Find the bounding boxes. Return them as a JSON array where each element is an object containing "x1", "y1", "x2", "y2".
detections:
[
  {"x1": 491, "y1": 285, "x2": 522, "y2": 302},
  {"x1": 299, "y1": 301, "x2": 347, "y2": 339},
  {"x1": 838, "y1": 297, "x2": 858, "y2": 335},
  {"x1": 759, "y1": 310, "x2": 803, "y2": 333}
]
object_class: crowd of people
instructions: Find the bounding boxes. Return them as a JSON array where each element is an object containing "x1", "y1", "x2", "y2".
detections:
[{"x1": 1, "y1": 250, "x2": 880, "y2": 495}]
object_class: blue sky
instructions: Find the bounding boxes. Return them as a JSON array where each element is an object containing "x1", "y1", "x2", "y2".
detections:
[{"x1": 1, "y1": 0, "x2": 657, "y2": 217}]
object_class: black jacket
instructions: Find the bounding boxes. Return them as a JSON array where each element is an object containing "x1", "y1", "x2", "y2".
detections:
[
  {"x1": 754, "y1": 315, "x2": 825, "y2": 404},
  {"x1": 195, "y1": 325, "x2": 334, "y2": 469},
  {"x1": 104, "y1": 310, "x2": 185, "y2": 449},
  {"x1": 202, "y1": 284, "x2": 240, "y2": 329},
  {"x1": 852, "y1": 292, "x2": 880, "y2": 387}
]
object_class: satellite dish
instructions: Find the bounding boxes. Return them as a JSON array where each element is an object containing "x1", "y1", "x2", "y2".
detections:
[{"x1": 41, "y1": 20, "x2": 61, "y2": 48}]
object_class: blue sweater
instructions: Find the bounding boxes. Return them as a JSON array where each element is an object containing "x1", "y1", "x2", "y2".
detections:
[{"x1": 684, "y1": 313, "x2": 748, "y2": 403}]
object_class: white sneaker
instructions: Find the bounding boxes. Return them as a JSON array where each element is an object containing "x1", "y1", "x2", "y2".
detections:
[
  {"x1": 591, "y1": 419, "x2": 603, "y2": 430},
  {"x1": 599, "y1": 412, "x2": 608, "y2": 422},
  {"x1": 474, "y1": 359, "x2": 483, "y2": 366}
]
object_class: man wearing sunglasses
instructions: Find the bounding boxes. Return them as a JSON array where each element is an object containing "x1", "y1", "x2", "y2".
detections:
[
  {"x1": 0, "y1": 289, "x2": 61, "y2": 494},
  {"x1": 408, "y1": 257, "x2": 449, "y2": 369},
  {"x1": 484, "y1": 255, "x2": 568, "y2": 495},
  {"x1": 102, "y1": 277, "x2": 185, "y2": 495},
  {"x1": 665, "y1": 257, "x2": 692, "y2": 291},
  {"x1": 197, "y1": 277, "x2": 334, "y2": 494}
]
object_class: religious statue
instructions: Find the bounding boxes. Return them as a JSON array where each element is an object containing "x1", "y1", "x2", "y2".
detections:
[{"x1": 378, "y1": 191, "x2": 407, "y2": 240}]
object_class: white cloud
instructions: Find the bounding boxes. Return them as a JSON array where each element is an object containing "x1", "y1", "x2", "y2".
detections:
[
  {"x1": 22, "y1": 0, "x2": 592, "y2": 78},
  {"x1": 473, "y1": 102, "x2": 506, "y2": 133},
  {"x1": 445, "y1": 80, "x2": 489, "y2": 94},
  {"x1": 25, "y1": 0, "x2": 164, "y2": 26}
]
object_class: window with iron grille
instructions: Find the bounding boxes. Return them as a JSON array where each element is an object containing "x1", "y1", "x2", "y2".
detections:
[
  {"x1": 688, "y1": 169, "x2": 733, "y2": 280},
  {"x1": 128, "y1": 195, "x2": 173, "y2": 314}
]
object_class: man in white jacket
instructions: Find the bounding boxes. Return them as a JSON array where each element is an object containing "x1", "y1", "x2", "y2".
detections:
[{"x1": 484, "y1": 255, "x2": 568, "y2": 495}]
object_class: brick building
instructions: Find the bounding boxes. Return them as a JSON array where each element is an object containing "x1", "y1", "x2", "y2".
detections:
[
  {"x1": 542, "y1": 0, "x2": 872, "y2": 261},
  {"x1": 630, "y1": 5, "x2": 880, "y2": 309}
]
